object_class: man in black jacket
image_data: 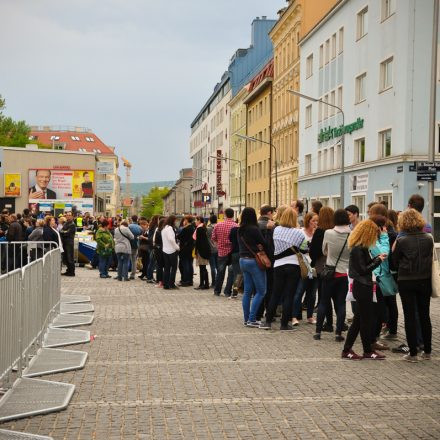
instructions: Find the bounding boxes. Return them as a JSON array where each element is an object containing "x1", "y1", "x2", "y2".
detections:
[
  {"x1": 60, "y1": 211, "x2": 76, "y2": 276},
  {"x1": 6, "y1": 214, "x2": 24, "y2": 270}
]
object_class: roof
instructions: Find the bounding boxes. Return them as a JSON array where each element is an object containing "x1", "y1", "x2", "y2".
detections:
[
  {"x1": 29, "y1": 128, "x2": 115, "y2": 155},
  {"x1": 248, "y1": 59, "x2": 274, "y2": 93}
]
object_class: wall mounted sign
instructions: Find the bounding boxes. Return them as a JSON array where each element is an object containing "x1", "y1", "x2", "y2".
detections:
[{"x1": 318, "y1": 118, "x2": 364, "y2": 143}]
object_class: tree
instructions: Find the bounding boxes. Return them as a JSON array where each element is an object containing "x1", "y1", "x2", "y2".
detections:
[
  {"x1": 140, "y1": 186, "x2": 169, "y2": 219},
  {"x1": 0, "y1": 94, "x2": 32, "y2": 147}
]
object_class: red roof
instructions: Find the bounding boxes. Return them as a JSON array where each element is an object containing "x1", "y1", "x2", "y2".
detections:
[
  {"x1": 29, "y1": 129, "x2": 114, "y2": 154},
  {"x1": 248, "y1": 59, "x2": 274, "y2": 93}
]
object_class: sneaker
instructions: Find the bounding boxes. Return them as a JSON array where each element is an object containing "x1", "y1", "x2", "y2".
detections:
[
  {"x1": 335, "y1": 335, "x2": 345, "y2": 342},
  {"x1": 381, "y1": 332, "x2": 398, "y2": 341},
  {"x1": 372, "y1": 342, "x2": 390, "y2": 351},
  {"x1": 392, "y1": 344, "x2": 410, "y2": 354},
  {"x1": 313, "y1": 333, "x2": 321, "y2": 340},
  {"x1": 363, "y1": 351, "x2": 386, "y2": 360},
  {"x1": 341, "y1": 350, "x2": 363, "y2": 360},
  {"x1": 403, "y1": 354, "x2": 418, "y2": 363},
  {"x1": 280, "y1": 324, "x2": 295, "y2": 331},
  {"x1": 246, "y1": 321, "x2": 260, "y2": 328},
  {"x1": 259, "y1": 321, "x2": 271, "y2": 330},
  {"x1": 307, "y1": 318, "x2": 317, "y2": 324},
  {"x1": 154, "y1": 282, "x2": 163, "y2": 288},
  {"x1": 322, "y1": 324, "x2": 334, "y2": 333},
  {"x1": 292, "y1": 318, "x2": 300, "y2": 326},
  {"x1": 169, "y1": 285, "x2": 179, "y2": 290},
  {"x1": 421, "y1": 352, "x2": 431, "y2": 360}
]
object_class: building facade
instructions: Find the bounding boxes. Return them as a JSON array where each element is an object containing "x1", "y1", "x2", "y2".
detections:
[
  {"x1": 162, "y1": 168, "x2": 193, "y2": 215},
  {"x1": 244, "y1": 59, "x2": 274, "y2": 210},
  {"x1": 298, "y1": 0, "x2": 440, "y2": 238},
  {"x1": 270, "y1": 0, "x2": 302, "y2": 206}
]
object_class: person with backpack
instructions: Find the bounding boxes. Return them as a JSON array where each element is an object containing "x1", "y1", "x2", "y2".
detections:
[{"x1": 114, "y1": 220, "x2": 134, "y2": 281}]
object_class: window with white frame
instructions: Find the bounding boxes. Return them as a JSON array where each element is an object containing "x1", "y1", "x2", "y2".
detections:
[
  {"x1": 375, "y1": 192, "x2": 392, "y2": 209},
  {"x1": 380, "y1": 57, "x2": 393, "y2": 91},
  {"x1": 379, "y1": 129, "x2": 392, "y2": 157},
  {"x1": 305, "y1": 154, "x2": 312, "y2": 175},
  {"x1": 305, "y1": 104, "x2": 312, "y2": 128},
  {"x1": 330, "y1": 91, "x2": 336, "y2": 116},
  {"x1": 320, "y1": 197, "x2": 330, "y2": 207},
  {"x1": 381, "y1": 0, "x2": 395, "y2": 21},
  {"x1": 356, "y1": 7, "x2": 368, "y2": 40},
  {"x1": 318, "y1": 101, "x2": 323, "y2": 122},
  {"x1": 323, "y1": 95, "x2": 329, "y2": 119},
  {"x1": 329, "y1": 147, "x2": 335, "y2": 169},
  {"x1": 323, "y1": 149, "x2": 328, "y2": 171},
  {"x1": 338, "y1": 27, "x2": 344, "y2": 53},
  {"x1": 336, "y1": 144, "x2": 342, "y2": 168},
  {"x1": 337, "y1": 86, "x2": 343, "y2": 109},
  {"x1": 331, "y1": 33, "x2": 337, "y2": 59},
  {"x1": 354, "y1": 138, "x2": 366, "y2": 163},
  {"x1": 332, "y1": 197, "x2": 341, "y2": 210},
  {"x1": 306, "y1": 54, "x2": 313, "y2": 78},
  {"x1": 325, "y1": 39, "x2": 330, "y2": 64},
  {"x1": 352, "y1": 195, "x2": 366, "y2": 219},
  {"x1": 319, "y1": 44, "x2": 324, "y2": 68},
  {"x1": 355, "y1": 73, "x2": 366, "y2": 103},
  {"x1": 318, "y1": 150, "x2": 322, "y2": 172}
]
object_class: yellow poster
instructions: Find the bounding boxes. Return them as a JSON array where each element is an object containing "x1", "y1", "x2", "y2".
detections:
[
  {"x1": 72, "y1": 170, "x2": 94, "y2": 199},
  {"x1": 4, "y1": 173, "x2": 21, "y2": 197}
]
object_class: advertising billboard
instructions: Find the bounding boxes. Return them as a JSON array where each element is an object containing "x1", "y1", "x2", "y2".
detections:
[
  {"x1": 28, "y1": 169, "x2": 94, "y2": 214},
  {"x1": 4, "y1": 173, "x2": 21, "y2": 196}
]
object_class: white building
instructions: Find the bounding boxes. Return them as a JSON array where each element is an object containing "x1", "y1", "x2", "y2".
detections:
[
  {"x1": 190, "y1": 73, "x2": 232, "y2": 216},
  {"x1": 298, "y1": 0, "x2": 440, "y2": 232}
]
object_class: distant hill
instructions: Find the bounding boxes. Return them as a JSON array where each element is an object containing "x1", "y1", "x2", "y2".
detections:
[{"x1": 121, "y1": 181, "x2": 175, "y2": 198}]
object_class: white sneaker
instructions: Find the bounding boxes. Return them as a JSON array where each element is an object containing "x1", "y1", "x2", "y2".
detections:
[
  {"x1": 403, "y1": 354, "x2": 418, "y2": 363},
  {"x1": 292, "y1": 318, "x2": 300, "y2": 326}
]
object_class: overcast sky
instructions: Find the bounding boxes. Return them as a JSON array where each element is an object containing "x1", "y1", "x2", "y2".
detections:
[{"x1": 0, "y1": 0, "x2": 281, "y2": 182}]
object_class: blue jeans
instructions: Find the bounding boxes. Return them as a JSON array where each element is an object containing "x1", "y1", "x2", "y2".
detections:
[
  {"x1": 116, "y1": 253, "x2": 130, "y2": 280},
  {"x1": 214, "y1": 255, "x2": 232, "y2": 295},
  {"x1": 146, "y1": 249, "x2": 156, "y2": 280},
  {"x1": 292, "y1": 277, "x2": 318, "y2": 319},
  {"x1": 240, "y1": 258, "x2": 266, "y2": 323},
  {"x1": 209, "y1": 252, "x2": 218, "y2": 285},
  {"x1": 180, "y1": 254, "x2": 194, "y2": 284},
  {"x1": 98, "y1": 254, "x2": 112, "y2": 277}
]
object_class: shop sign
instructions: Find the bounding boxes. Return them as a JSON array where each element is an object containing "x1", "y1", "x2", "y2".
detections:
[
  {"x1": 97, "y1": 162, "x2": 114, "y2": 174},
  {"x1": 4, "y1": 173, "x2": 21, "y2": 196},
  {"x1": 216, "y1": 149, "x2": 225, "y2": 196},
  {"x1": 318, "y1": 118, "x2": 364, "y2": 144},
  {"x1": 350, "y1": 172, "x2": 368, "y2": 192},
  {"x1": 96, "y1": 180, "x2": 114, "y2": 192}
]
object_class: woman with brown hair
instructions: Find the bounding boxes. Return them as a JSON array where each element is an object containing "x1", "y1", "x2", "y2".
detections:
[
  {"x1": 342, "y1": 220, "x2": 386, "y2": 360},
  {"x1": 194, "y1": 216, "x2": 211, "y2": 290},
  {"x1": 309, "y1": 206, "x2": 334, "y2": 331},
  {"x1": 392, "y1": 209, "x2": 433, "y2": 362}
]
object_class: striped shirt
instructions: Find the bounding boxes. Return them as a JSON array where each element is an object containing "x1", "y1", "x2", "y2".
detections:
[{"x1": 273, "y1": 226, "x2": 308, "y2": 267}]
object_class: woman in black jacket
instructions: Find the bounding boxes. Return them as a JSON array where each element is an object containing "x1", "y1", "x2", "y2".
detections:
[
  {"x1": 194, "y1": 216, "x2": 211, "y2": 290},
  {"x1": 342, "y1": 219, "x2": 386, "y2": 360},
  {"x1": 177, "y1": 216, "x2": 195, "y2": 286},
  {"x1": 392, "y1": 209, "x2": 433, "y2": 362}
]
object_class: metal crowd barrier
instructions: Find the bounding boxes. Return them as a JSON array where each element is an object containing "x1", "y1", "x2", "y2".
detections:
[{"x1": 0, "y1": 243, "x2": 61, "y2": 389}]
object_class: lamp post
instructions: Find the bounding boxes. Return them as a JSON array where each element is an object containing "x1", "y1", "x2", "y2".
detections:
[
  {"x1": 236, "y1": 134, "x2": 278, "y2": 208},
  {"x1": 288, "y1": 89, "x2": 345, "y2": 207},
  {"x1": 208, "y1": 155, "x2": 243, "y2": 212}
]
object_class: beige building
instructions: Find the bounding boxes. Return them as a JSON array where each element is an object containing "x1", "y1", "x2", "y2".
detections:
[
  {"x1": 0, "y1": 145, "x2": 97, "y2": 215},
  {"x1": 95, "y1": 152, "x2": 120, "y2": 217},
  {"x1": 162, "y1": 168, "x2": 192, "y2": 215},
  {"x1": 228, "y1": 86, "x2": 248, "y2": 214},
  {"x1": 269, "y1": 0, "x2": 302, "y2": 205},
  {"x1": 244, "y1": 59, "x2": 274, "y2": 210}
]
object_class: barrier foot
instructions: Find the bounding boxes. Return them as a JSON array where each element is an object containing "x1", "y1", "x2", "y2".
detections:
[
  {"x1": 60, "y1": 294, "x2": 90, "y2": 304},
  {"x1": 50, "y1": 313, "x2": 94, "y2": 328},
  {"x1": 43, "y1": 328, "x2": 90, "y2": 348},
  {"x1": 0, "y1": 428, "x2": 53, "y2": 439},
  {"x1": 60, "y1": 303, "x2": 94, "y2": 314}
]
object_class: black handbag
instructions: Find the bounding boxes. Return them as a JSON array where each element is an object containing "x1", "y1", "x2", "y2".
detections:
[{"x1": 321, "y1": 234, "x2": 349, "y2": 280}]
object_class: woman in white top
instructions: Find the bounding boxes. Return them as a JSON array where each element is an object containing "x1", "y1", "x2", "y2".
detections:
[
  {"x1": 161, "y1": 215, "x2": 180, "y2": 289},
  {"x1": 260, "y1": 208, "x2": 307, "y2": 331}
]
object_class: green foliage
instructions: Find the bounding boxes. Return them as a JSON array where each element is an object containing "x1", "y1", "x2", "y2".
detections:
[
  {"x1": 140, "y1": 186, "x2": 169, "y2": 219},
  {"x1": 0, "y1": 94, "x2": 31, "y2": 147}
]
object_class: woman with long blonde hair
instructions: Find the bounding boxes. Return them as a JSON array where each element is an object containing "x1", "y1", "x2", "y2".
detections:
[{"x1": 342, "y1": 219, "x2": 387, "y2": 360}]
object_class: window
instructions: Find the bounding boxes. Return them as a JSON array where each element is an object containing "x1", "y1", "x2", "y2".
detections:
[
  {"x1": 331, "y1": 33, "x2": 337, "y2": 59},
  {"x1": 318, "y1": 101, "x2": 323, "y2": 122},
  {"x1": 305, "y1": 104, "x2": 312, "y2": 128},
  {"x1": 329, "y1": 147, "x2": 335, "y2": 169},
  {"x1": 318, "y1": 151, "x2": 322, "y2": 172},
  {"x1": 319, "y1": 44, "x2": 324, "y2": 68},
  {"x1": 330, "y1": 91, "x2": 335, "y2": 116},
  {"x1": 338, "y1": 27, "x2": 344, "y2": 53},
  {"x1": 379, "y1": 129, "x2": 392, "y2": 157},
  {"x1": 336, "y1": 144, "x2": 342, "y2": 168},
  {"x1": 381, "y1": 0, "x2": 395, "y2": 21},
  {"x1": 320, "y1": 198, "x2": 329, "y2": 207},
  {"x1": 376, "y1": 192, "x2": 392, "y2": 209},
  {"x1": 305, "y1": 154, "x2": 312, "y2": 175},
  {"x1": 332, "y1": 197, "x2": 341, "y2": 210},
  {"x1": 306, "y1": 54, "x2": 313, "y2": 78},
  {"x1": 323, "y1": 149, "x2": 328, "y2": 171},
  {"x1": 323, "y1": 95, "x2": 329, "y2": 119},
  {"x1": 354, "y1": 138, "x2": 366, "y2": 163},
  {"x1": 337, "y1": 86, "x2": 343, "y2": 109},
  {"x1": 356, "y1": 7, "x2": 368, "y2": 40},
  {"x1": 380, "y1": 57, "x2": 393, "y2": 91},
  {"x1": 105, "y1": 195, "x2": 111, "y2": 205},
  {"x1": 355, "y1": 73, "x2": 367, "y2": 103},
  {"x1": 325, "y1": 39, "x2": 330, "y2": 64},
  {"x1": 352, "y1": 195, "x2": 366, "y2": 219}
]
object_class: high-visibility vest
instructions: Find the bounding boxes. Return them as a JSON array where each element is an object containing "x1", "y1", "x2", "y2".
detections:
[{"x1": 76, "y1": 217, "x2": 83, "y2": 227}]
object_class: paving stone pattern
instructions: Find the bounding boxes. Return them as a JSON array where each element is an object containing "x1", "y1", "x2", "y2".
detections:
[{"x1": 2, "y1": 268, "x2": 440, "y2": 439}]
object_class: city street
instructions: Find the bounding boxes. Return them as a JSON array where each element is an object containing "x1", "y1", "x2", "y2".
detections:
[{"x1": 2, "y1": 268, "x2": 440, "y2": 440}]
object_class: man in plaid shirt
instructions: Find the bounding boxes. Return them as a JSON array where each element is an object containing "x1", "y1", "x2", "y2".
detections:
[{"x1": 211, "y1": 208, "x2": 236, "y2": 296}]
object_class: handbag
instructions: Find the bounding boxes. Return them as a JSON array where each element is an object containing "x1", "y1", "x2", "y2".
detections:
[
  {"x1": 292, "y1": 247, "x2": 309, "y2": 280},
  {"x1": 431, "y1": 245, "x2": 440, "y2": 298},
  {"x1": 321, "y1": 234, "x2": 349, "y2": 280},
  {"x1": 240, "y1": 235, "x2": 271, "y2": 270},
  {"x1": 376, "y1": 271, "x2": 398, "y2": 296}
]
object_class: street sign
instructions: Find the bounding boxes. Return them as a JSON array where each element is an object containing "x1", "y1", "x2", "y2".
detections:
[
  {"x1": 97, "y1": 162, "x2": 114, "y2": 174},
  {"x1": 96, "y1": 180, "x2": 114, "y2": 192},
  {"x1": 417, "y1": 162, "x2": 437, "y2": 181},
  {"x1": 397, "y1": 165, "x2": 403, "y2": 173}
]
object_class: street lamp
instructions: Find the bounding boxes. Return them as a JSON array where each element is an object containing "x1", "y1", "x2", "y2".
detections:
[
  {"x1": 208, "y1": 155, "x2": 243, "y2": 212},
  {"x1": 288, "y1": 89, "x2": 346, "y2": 207},
  {"x1": 237, "y1": 134, "x2": 278, "y2": 208}
]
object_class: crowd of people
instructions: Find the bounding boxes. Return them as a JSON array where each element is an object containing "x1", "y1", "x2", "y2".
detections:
[{"x1": 1, "y1": 193, "x2": 435, "y2": 362}]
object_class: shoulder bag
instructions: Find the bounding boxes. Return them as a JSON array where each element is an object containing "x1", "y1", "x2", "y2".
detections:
[
  {"x1": 291, "y1": 247, "x2": 310, "y2": 280},
  {"x1": 321, "y1": 234, "x2": 349, "y2": 280},
  {"x1": 376, "y1": 264, "x2": 398, "y2": 296},
  {"x1": 431, "y1": 239, "x2": 440, "y2": 298},
  {"x1": 119, "y1": 227, "x2": 136, "y2": 250},
  {"x1": 240, "y1": 235, "x2": 271, "y2": 270}
]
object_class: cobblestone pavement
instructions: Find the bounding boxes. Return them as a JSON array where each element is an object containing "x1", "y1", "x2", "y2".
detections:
[{"x1": 2, "y1": 268, "x2": 440, "y2": 439}]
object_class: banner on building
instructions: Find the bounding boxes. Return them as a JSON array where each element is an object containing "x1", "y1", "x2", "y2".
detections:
[
  {"x1": 28, "y1": 168, "x2": 94, "y2": 214},
  {"x1": 350, "y1": 172, "x2": 369, "y2": 192},
  {"x1": 4, "y1": 173, "x2": 21, "y2": 196},
  {"x1": 216, "y1": 149, "x2": 225, "y2": 196}
]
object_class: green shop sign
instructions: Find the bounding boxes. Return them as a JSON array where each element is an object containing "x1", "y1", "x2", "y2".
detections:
[{"x1": 318, "y1": 118, "x2": 364, "y2": 144}]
